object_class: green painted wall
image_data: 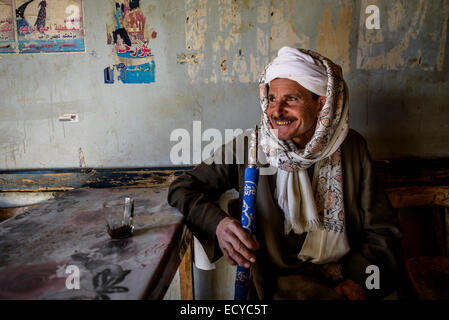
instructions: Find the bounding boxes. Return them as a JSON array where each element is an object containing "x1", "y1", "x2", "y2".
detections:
[{"x1": 0, "y1": 0, "x2": 448, "y2": 170}]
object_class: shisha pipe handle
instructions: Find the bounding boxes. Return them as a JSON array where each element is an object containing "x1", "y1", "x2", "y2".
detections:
[
  {"x1": 234, "y1": 167, "x2": 259, "y2": 300},
  {"x1": 234, "y1": 126, "x2": 259, "y2": 300}
]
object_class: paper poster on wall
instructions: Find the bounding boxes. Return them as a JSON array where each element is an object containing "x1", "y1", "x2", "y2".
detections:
[
  {"x1": 0, "y1": 0, "x2": 16, "y2": 53},
  {"x1": 15, "y1": 0, "x2": 85, "y2": 53},
  {"x1": 104, "y1": 0, "x2": 156, "y2": 84}
]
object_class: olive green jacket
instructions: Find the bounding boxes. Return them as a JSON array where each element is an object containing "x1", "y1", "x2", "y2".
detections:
[{"x1": 167, "y1": 129, "x2": 402, "y2": 299}]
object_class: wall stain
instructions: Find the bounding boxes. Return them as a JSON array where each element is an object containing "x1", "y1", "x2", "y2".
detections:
[
  {"x1": 387, "y1": 0, "x2": 405, "y2": 32},
  {"x1": 316, "y1": 3, "x2": 353, "y2": 74},
  {"x1": 79, "y1": 148, "x2": 86, "y2": 168},
  {"x1": 270, "y1": 0, "x2": 308, "y2": 52},
  {"x1": 177, "y1": 52, "x2": 203, "y2": 65},
  {"x1": 184, "y1": 0, "x2": 208, "y2": 79},
  {"x1": 220, "y1": 59, "x2": 227, "y2": 71},
  {"x1": 357, "y1": 0, "x2": 429, "y2": 70}
]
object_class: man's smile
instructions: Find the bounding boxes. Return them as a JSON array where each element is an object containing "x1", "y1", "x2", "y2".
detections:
[{"x1": 272, "y1": 117, "x2": 297, "y2": 127}]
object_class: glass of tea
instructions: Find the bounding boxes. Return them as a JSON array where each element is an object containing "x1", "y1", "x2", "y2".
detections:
[{"x1": 104, "y1": 196, "x2": 134, "y2": 239}]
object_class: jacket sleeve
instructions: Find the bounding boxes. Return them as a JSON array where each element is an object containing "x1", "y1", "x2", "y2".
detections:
[
  {"x1": 167, "y1": 143, "x2": 241, "y2": 263},
  {"x1": 341, "y1": 134, "x2": 403, "y2": 299}
]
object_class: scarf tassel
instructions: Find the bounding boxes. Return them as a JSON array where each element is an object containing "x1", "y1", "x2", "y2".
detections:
[{"x1": 285, "y1": 218, "x2": 322, "y2": 235}]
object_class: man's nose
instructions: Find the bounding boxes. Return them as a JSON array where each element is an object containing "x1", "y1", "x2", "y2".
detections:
[{"x1": 271, "y1": 100, "x2": 286, "y2": 116}]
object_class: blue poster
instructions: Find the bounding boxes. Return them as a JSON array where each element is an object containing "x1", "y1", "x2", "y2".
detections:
[{"x1": 104, "y1": 0, "x2": 156, "y2": 84}]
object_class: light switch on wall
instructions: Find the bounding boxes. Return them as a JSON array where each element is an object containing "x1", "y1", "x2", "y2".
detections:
[{"x1": 58, "y1": 114, "x2": 79, "y2": 122}]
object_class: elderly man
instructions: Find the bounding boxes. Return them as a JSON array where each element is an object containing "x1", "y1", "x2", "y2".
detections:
[{"x1": 168, "y1": 47, "x2": 402, "y2": 300}]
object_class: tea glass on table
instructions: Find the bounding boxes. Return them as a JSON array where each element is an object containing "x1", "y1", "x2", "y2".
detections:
[{"x1": 104, "y1": 196, "x2": 134, "y2": 239}]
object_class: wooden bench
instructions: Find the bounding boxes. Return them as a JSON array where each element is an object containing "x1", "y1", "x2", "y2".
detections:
[{"x1": 387, "y1": 186, "x2": 449, "y2": 300}]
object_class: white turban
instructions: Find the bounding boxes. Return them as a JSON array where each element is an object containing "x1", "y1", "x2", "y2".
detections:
[{"x1": 265, "y1": 46, "x2": 328, "y2": 97}]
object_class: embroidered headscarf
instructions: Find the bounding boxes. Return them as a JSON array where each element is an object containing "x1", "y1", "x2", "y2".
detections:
[{"x1": 259, "y1": 46, "x2": 350, "y2": 264}]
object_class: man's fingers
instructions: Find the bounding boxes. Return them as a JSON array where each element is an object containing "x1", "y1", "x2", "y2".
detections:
[
  {"x1": 221, "y1": 247, "x2": 237, "y2": 266},
  {"x1": 228, "y1": 221, "x2": 259, "y2": 251},
  {"x1": 226, "y1": 245, "x2": 251, "y2": 268},
  {"x1": 216, "y1": 217, "x2": 259, "y2": 268},
  {"x1": 225, "y1": 231, "x2": 256, "y2": 263},
  {"x1": 220, "y1": 239, "x2": 249, "y2": 268},
  {"x1": 252, "y1": 234, "x2": 260, "y2": 250}
]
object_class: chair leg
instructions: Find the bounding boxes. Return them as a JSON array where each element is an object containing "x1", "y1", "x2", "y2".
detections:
[{"x1": 179, "y1": 241, "x2": 194, "y2": 300}]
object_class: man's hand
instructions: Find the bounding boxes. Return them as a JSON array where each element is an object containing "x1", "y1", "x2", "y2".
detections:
[
  {"x1": 216, "y1": 217, "x2": 260, "y2": 268},
  {"x1": 334, "y1": 279, "x2": 366, "y2": 300}
]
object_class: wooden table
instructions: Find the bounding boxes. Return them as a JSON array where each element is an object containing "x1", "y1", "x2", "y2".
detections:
[{"x1": 0, "y1": 187, "x2": 191, "y2": 300}]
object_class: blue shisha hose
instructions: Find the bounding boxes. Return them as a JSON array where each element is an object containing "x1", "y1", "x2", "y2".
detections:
[{"x1": 234, "y1": 167, "x2": 259, "y2": 300}]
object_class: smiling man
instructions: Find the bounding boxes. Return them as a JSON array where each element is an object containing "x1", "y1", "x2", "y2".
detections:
[
  {"x1": 267, "y1": 78, "x2": 326, "y2": 148},
  {"x1": 168, "y1": 47, "x2": 402, "y2": 300}
]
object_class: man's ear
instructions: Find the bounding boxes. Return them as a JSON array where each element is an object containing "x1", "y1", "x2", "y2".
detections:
[{"x1": 317, "y1": 96, "x2": 326, "y2": 111}]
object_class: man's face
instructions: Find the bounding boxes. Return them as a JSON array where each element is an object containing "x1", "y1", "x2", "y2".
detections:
[{"x1": 266, "y1": 78, "x2": 325, "y2": 148}]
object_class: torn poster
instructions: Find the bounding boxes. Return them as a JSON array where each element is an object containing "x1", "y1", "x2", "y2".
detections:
[
  {"x1": 104, "y1": 0, "x2": 156, "y2": 84},
  {"x1": 0, "y1": 0, "x2": 16, "y2": 53},
  {"x1": 15, "y1": 0, "x2": 85, "y2": 54}
]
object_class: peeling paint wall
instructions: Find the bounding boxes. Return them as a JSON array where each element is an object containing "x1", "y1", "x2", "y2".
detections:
[
  {"x1": 316, "y1": 3, "x2": 352, "y2": 73},
  {"x1": 0, "y1": 0, "x2": 448, "y2": 170}
]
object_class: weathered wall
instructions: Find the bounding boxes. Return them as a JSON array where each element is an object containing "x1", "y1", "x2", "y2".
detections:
[{"x1": 1, "y1": 0, "x2": 448, "y2": 168}]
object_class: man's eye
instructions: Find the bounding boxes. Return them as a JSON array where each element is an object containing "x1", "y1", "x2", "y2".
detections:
[
  {"x1": 287, "y1": 96, "x2": 298, "y2": 101},
  {"x1": 268, "y1": 96, "x2": 276, "y2": 102}
]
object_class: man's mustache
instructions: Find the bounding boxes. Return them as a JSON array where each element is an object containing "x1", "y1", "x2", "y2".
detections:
[{"x1": 271, "y1": 116, "x2": 297, "y2": 122}]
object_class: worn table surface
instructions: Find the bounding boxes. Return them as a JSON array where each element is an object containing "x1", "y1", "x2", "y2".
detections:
[{"x1": 0, "y1": 187, "x2": 188, "y2": 300}]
